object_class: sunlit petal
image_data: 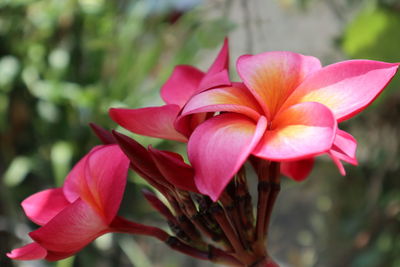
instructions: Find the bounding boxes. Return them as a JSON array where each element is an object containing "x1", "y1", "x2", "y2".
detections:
[
  {"x1": 283, "y1": 60, "x2": 399, "y2": 121},
  {"x1": 237, "y1": 51, "x2": 321, "y2": 118},
  {"x1": 181, "y1": 84, "x2": 263, "y2": 121},
  {"x1": 254, "y1": 102, "x2": 336, "y2": 160}
]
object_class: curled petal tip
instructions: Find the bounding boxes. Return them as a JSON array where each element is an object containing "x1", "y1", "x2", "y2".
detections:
[
  {"x1": 7, "y1": 243, "x2": 47, "y2": 260},
  {"x1": 89, "y1": 123, "x2": 116, "y2": 145}
]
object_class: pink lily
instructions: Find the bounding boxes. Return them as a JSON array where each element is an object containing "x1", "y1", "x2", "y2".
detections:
[
  {"x1": 109, "y1": 38, "x2": 231, "y2": 141},
  {"x1": 179, "y1": 51, "x2": 399, "y2": 200},
  {"x1": 7, "y1": 145, "x2": 130, "y2": 261}
]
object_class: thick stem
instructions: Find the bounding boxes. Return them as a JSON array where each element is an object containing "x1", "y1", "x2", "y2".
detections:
[
  {"x1": 210, "y1": 203, "x2": 254, "y2": 265},
  {"x1": 254, "y1": 161, "x2": 281, "y2": 256},
  {"x1": 220, "y1": 192, "x2": 251, "y2": 250},
  {"x1": 263, "y1": 163, "x2": 280, "y2": 240},
  {"x1": 111, "y1": 216, "x2": 241, "y2": 266},
  {"x1": 255, "y1": 160, "x2": 270, "y2": 243}
]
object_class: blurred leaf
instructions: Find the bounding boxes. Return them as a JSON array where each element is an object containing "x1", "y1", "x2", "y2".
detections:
[
  {"x1": 342, "y1": 5, "x2": 400, "y2": 105},
  {"x1": 119, "y1": 237, "x2": 153, "y2": 267},
  {"x1": 56, "y1": 256, "x2": 75, "y2": 267},
  {"x1": 4, "y1": 156, "x2": 32, "y2": 187},
  {"x1": 51, "y1": 141, "x2": 73, "y2": 186},
  {"x1": 195, "y1": 18, "x2": 235, "y2": 48},
  {"x1": 343, "y1": 6, "x2": 400, "y2": 62},
  {"x1": 0, "y1": 56, "x2": 20, "y2": 88}
]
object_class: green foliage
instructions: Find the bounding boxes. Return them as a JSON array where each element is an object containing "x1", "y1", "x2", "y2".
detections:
[
  {"x1": 343, "y1": 5, "x2": 400, "y2": 62},
  {"x1": 342, "y1": 4, "x2": 400, "y2": 104},
  {"x1": 0, "y1": 1, "x2": 233, "y2": 266}
]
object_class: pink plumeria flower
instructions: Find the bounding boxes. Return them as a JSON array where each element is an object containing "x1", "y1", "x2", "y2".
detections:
[
  {"x1": 179, "y1": 51, "x2": 399, "y2": 200},
  {"x1": 8, "y1": 145, "x2": 130, "y2": 261},
  {"x1": 109, "y1": 38, "x2": 230, "y2": 141}
]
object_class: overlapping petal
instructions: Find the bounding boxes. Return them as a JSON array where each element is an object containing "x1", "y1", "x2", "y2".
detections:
[
  {"x1": 237, "y1": 51, "x2": 321, "y2": 119},
  {"x1": 62, "y1": 145, "x2": 129, "y2": 223},
  {"x1": 9, "y1": 144, "x2": 131, "y2": 262},
  {"x1": 22, "y1": 188, "x2": 70, "y2": 226},
  {"x1": 253, "y1": 102, "x2": 337, "y2": 160},
  {"x1": 329, "y1": 130, "x2": 358, "y2": 175},
  {"x1": 181, "y1": 84, "x2": 263, "y2": 121},
  {"x1": 160, "y1": 65, "x2": 204, "y2": 107},
  {"x1": 63, "y1": 150, "x2": 94, "y2": 203},
  {"x1": 283, "y1": 60, "x2": 400, "y2": 121},
  {"x1": 109, "y1": 105, "x2": 187, "y2": 142},
  {"x1": 197, "y1": 69, "x2": 231, "y2": 92},
  {"x1": 84, "y1": 145, "x2": 130, "y2": 223},
  {"x1": 188, "y1": 113, "x2": 267, "y2": 200},
  {"x1": 29, "y1": 199, "x2": 109, "y2": 253}
]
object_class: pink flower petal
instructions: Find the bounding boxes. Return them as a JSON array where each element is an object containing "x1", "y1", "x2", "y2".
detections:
[
  {"x1": 160, "y1": 39, "x2": 230, "y2": 107},
  {"x1": 148, "y1": 147, "x2": 199, "y2": 193},
  {"x1": 160, "y1": 65, "x2": 204, "y2": 107},
  {"x1": 29, "y1": 199, "x2": 110, "y2": 253},
  {"x1": 253, "y1": 102, "x2": 336, "y2": 160},
  {"x1": 63, "y1": 149, "x2": 95, "y2": 203},
  {"x1": 7, "y1": 243, "x2": 47, "y2": 260},
  {"x1": 63, "y1": 145, "x2": 129, "y2": 223},
  {"x1": 197, "y1": 38, "x2": 231, "y2": 92},
  {"x1": 329, "y1": 130, "x2": 358, "y2": 175},
  {"x1": 109, "y1": 105, "x2": 187, "y2": 142},
  {"x1": 206, "y1": 38, "x2": 229, "y2": 75},
  {"x1": 83, "y1": 145, "x2": 130, "y2": 224},
  {"x1": 281, "y1": 158, "x2": 314, "y2": 182},
  {"x1": 283, "y1": 60, "x2": 400, "y2": 122},
  {"x1": 188, "y1": 113, "x2": 267, "y2": 201},
  {"x1": 197, "y1": 69, "x2": 231, "y2": 92},
  {"x1": 237, "y1": 51, "x2": 321, "y2": 119},
  {"x1": 181, "y1": 84, "x2": 263, "y2": 121},
  {"x1": 174, "y1": 112, "x2": 211, "y2": 138},
  {"x1": 22, "y1": 188, "x2": 70, "y2": 226},
  {"x1": 331, "y1": 130, "x2": 358, "y2": 164}
]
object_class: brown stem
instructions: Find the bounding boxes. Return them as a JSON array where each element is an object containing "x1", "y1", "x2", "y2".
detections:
[
  {"x1": 167, "y1": 194, "x2": 202, "y2": 242},
  {"x1": 220, "y1": 191, "x2": 251, "y2": 250},
  {"x1": 176, "y1": 191, "x2": 232, "y2": 246},
  {"x1": 254, "y1": 161, "x2": 281, "y2": 256},
  {"x1": 112, "y1": 216, "x2": 240, "y2": 265},
  {"x1": 210, "y1": 203, "x2": 254, "y2": 265},
  {"x1": 255, "y1": 160, "x2": 270, "y2": 243},
  {"x1": 235, "y1": 168, "x2": 254, "y2": 241},
  {"x1": 263, "y1": 162, "x2": 280, "y2": 239},
  {"x1": 194, "y1": 195, "x2": 232, "y2": 246}
]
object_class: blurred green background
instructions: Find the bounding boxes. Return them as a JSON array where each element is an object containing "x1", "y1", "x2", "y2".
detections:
[{"x1": 0, "y1": 0, "x2": 399, "y2": 266}]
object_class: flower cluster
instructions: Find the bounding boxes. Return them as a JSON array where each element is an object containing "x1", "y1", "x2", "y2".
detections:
[{"x1": 8, "y1": 39, "x2": 399, "y2": 266}]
